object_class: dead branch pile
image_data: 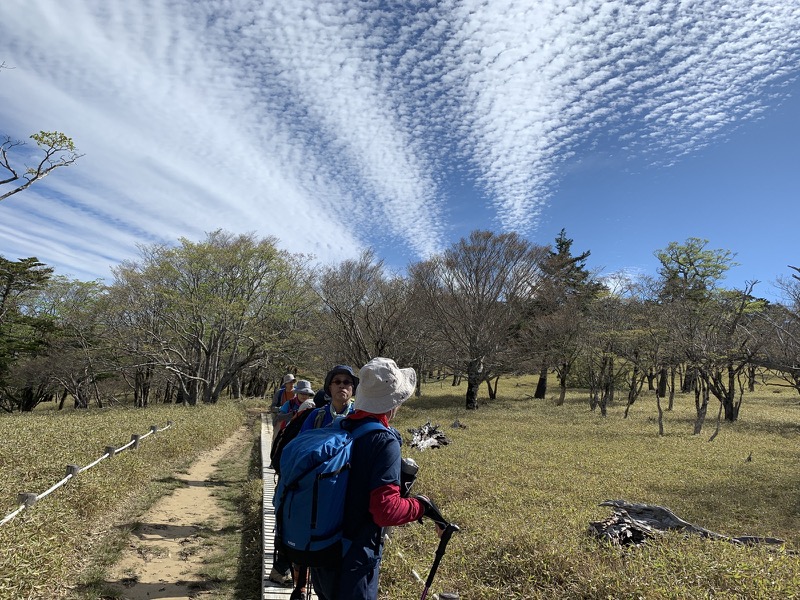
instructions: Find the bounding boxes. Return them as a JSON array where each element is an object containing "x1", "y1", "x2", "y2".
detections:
[
  {"x1": 408, "y1": 421, "x2": 452, "y2": 450},
  {"x1": 589, "y1": 499, "x2": 789, "y2": 550}
]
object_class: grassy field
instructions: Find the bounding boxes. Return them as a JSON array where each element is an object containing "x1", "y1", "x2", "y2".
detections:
[
  {"x1": 383, "y1": 376, "x2": 800, "y2": 599},
  {"x1": 1, "y1": 377, "x2": 798, "y2": 599},
  {"x1": 0, "y1": 401, "x2": 253, "y2": 599}
]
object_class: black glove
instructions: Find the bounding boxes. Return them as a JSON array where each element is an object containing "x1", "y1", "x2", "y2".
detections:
[
  {"x1": 400, "y1": 457, "x2": 419, "y2": 498},
  {"x1": 413, "y1": 494, "x2": 446, "y2": 528}
]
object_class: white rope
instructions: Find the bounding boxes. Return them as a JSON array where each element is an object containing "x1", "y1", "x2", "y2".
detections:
[
  {"x1": 0, "y1": 504, "x2": 25, "y2": 527},
  {"x1": 80, "y1": 452, "x2": 111, "y2": 473},
  {"x1": 36, "y1": 473, "x2": 73, "y2": 501},
  {"x1": 117, "y1": 438, "x2": 136, "y2": 452},
  {"x1": 1, "y1": 422, "x2": 173, "y2": 527}
]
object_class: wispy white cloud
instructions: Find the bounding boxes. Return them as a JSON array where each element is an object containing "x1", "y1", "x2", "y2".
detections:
[
  {"x1": 1, "y1": 0, "x2": 798, "y2": 281},
  {"x1": 430, "y1": 0, "x2": 800, "y2": 229}
]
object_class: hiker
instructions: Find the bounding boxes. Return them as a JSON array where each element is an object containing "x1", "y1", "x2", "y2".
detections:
[
  {"x1": 282, "y1": 381, "x2": 317, "y2": 600},
  {"x1": 268, "y1": 375, "x2": 306, "y2": 587},
  {"x1": 269, "y1": 387, "x2": 316, "y2": 591},
  {"x1": 300, "y1": 365, "x2": 358, "y2": 432},
  {"x1": 272, "y1": 373, "x2": 296, "y2": 441},
  {"x1": 277, "y1": 379, "x2": 314, "y2": 430},
  {"x1": 309, "y1": 357, "x2": 442, "y2": 600}
]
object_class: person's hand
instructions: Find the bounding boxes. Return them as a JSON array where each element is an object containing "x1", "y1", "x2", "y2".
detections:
[{"x1": 433, "y1": 521, "x2": 445, "y2": 538}]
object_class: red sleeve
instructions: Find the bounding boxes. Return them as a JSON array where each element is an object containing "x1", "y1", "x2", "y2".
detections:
[{"x1": 369, "y1": 483, "x2": 425, "y2": 527}]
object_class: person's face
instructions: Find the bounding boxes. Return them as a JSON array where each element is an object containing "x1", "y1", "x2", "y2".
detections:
[
  {"x1": 329, "y1": 374, "x2": 354, "y2": 405},
  {"x1": 286, "y1": 380, "x2": 295, "y2": 390},
  {"x1": 297, "y1": 392, "x2": 313, "y2": 402}
]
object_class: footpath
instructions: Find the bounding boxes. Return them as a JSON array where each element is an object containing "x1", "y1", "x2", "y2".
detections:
[{"x1": 102, "y1": 424, "x2": 273, "y2": 600}]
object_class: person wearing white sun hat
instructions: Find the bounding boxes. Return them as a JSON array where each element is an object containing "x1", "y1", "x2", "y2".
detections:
[{"x1": 309, "y1": 357, "x2": 442, "y2": 600}]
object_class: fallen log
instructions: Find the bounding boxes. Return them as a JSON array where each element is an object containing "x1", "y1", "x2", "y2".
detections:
[
  {"x1": 408, "y1": 421, "x2": 452, "y2": 450},
  {"x1": 589, "y1": 499, "x2": 789, "y2": 550}
]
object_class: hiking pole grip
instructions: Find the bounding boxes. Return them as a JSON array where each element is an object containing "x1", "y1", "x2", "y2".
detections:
[
  {"x1": 414, "y1": 494, "x2": 448, "y2": 529},
  {"x1": 420, "y1": 522, "x2": 460, "y2": 600}
]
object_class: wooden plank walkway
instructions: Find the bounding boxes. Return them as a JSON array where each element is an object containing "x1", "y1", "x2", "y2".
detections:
[{"x1": 261, "y1": 413, "x2": 297, "y2": 600}]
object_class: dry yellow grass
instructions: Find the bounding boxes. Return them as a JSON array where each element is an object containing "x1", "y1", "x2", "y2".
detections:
[
  {"x1": 382, "y1": 375, "x2": 800, "y2": 599},
  {"x1": 0, "y1": 402, "x2": 248, "y2": 599}
]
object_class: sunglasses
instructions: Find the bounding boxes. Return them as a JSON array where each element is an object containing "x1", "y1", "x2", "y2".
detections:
[{"x1": 331, "y1": 379, "x2": 354, "y2": 387}]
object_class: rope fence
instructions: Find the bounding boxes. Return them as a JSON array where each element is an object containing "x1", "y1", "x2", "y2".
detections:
[{"x1": 0, "y1": 421, "x2": 174, "y2": 528}]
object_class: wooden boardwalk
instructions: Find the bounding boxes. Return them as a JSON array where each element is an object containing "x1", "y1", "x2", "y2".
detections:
[{"x1": 261, "y1": 413, "x2": 299, "y2": 600}]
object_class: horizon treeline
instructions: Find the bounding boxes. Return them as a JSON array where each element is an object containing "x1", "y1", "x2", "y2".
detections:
[{"x1": 1, "y1": 228, "x2": 799, "y2": 431}]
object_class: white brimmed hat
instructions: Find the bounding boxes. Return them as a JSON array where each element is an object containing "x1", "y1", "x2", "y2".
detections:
[
  {"x1": 282, "y1": 373, "x2": 296, "y2": 384},
  {"x1": 353, "y1": 357, "x2": 416, "y2": 415}
]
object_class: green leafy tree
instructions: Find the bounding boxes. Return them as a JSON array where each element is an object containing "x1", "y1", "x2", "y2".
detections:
[
  {"x1": 0, "y1": 256, "x2": 57, "y2": 411},
  {"x1": 655, "y1": 237, "x2": 764, "y2": 424},
  {"x1": 105, "y1": 231, "x2": 313, "y2": 405},
  {"x1": 0, "y1": 64, "x2": 83, "y2": 201},
  {"x1": 525, "y1": 229, "x2": 602, "y2": 403}
]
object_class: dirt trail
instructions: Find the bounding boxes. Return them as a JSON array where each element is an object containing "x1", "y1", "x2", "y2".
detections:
[{"x1": 104, "y1": 426, "x2": 251, "y2": 600}]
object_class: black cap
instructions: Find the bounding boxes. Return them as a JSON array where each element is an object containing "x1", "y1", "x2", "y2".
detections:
[{"x1": 324, "y1": 364, "x2": 359, "y2": 395}]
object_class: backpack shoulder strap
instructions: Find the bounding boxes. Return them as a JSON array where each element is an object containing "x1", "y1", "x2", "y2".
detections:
[{"x1": 313, "y1": 408, "x2": 326, "y2": 429}]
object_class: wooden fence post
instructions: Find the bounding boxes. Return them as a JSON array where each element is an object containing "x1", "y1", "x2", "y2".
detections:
[{"x1": 18, "y1": 493, "x2": 37, "y2": 507}]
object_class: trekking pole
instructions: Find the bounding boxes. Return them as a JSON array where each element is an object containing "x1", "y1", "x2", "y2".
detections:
[{"x1": 419, "y1": 501, "x2": 460, "y2": 600}]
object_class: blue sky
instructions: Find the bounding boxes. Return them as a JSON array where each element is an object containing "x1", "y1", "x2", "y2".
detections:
[{"x1": 1, "y1": 0, "x2": 798, "y2": 301}]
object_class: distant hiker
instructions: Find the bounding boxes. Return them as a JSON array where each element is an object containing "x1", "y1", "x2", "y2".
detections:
[
  {"x1": 300, "y1": 365, "x2": 359, "y2": 433},
  {"x1": 272, "y1": 373, "x2": 297, "y2": 441},
  {"x1": 308, "y1": 357, "x2": 442, "y2": 600},
  {"x1": 269, "y1": 381, "x2": 316, "y2": 591},
  {"x1": 277, "y1": 378, "x2": 313, "y2": 431}
]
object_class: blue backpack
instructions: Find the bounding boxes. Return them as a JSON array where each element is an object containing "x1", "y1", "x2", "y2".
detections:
[{"x1": 273, "y1": 420, "x2": 386, "y2": 567}]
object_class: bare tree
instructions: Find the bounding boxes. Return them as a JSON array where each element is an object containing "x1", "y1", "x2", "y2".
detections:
[
  {"x1": 1, "y1": 131, "x2": 83, "y2": 201},
  {"x1": 754, "y1": 266, "x2": 800, "y2": 396},
  {"x1": 409, "y1": 230, "x2": 547, "y2": 410},
  {"x1": 314, "y1": 250, "x2": 414, "y2": 368},
  {"x1": 0, "y1": 64, "x2": 83, "y2": 201}
]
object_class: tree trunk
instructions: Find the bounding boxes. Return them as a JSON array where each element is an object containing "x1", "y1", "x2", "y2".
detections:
[
  {"x1": 557, "y1": 363, "x2": 568, "y2": 406},
  {"x1": 465, "y1": 359, "x2": 482, "y2": 409},
  {"x1": 646, "y1": 367, "x2": 656, "y2": 391},
  {"x1": 486, "y1": 375, "x2": 499, "y2": 400},
  {"x1": 58, "y1": 388, "x2": 68, "y2": 410},
  {"x1": 134, "y1": 367, "x2": 152, "y2": 408},
  {"x1": 683, "y1": 366, "x2": 697, "y2": 393},
  {"x1": 19, "y1": 385, "x2": 47, "y2": 412},
  {"x1": 693, "y1": 382, "x2": 709, "y2": 434},
  {"x1": 533, "y1": 360, "x2": 548, "y2": 399},
  {"x1": 657, "y1": 367, "x2": 668, "y2": 398},
  {"x1": 668, "y1": 367, "x2": 676, "y2": 411},
  {"x1": 624, "y1": 358, "x2": 641, "y2": 419},
  {"x1": 655, "y1": 390, "x2": 664, "y2": 436}
]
